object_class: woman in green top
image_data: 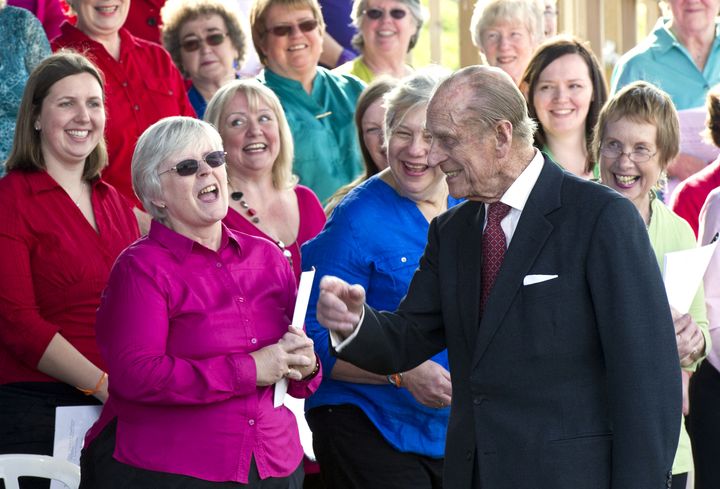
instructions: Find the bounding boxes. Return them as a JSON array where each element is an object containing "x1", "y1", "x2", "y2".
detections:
[
  {"x1": 250, "y1": 0, "x2": 366, "y2": 203},
  {"x1": 521, "y1": 35, "x2": 607, "y2": 179},
  {"x1": 595, "y1": 80, "x2": 710, "y2": 489},
  {"x1": 333, "y1": 0, "x2": 424, "y2": 83}
]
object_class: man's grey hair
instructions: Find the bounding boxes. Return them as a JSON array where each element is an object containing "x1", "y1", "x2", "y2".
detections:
[{"x1": 434, "y1": 65, "x2": 537, "y2": 147}]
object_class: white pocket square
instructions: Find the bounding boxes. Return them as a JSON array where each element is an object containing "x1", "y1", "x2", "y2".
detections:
[{"x1": 523, "y1": 274, "x2": 558, "y2": 286}]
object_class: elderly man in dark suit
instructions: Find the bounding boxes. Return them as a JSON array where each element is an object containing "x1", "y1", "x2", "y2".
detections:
[{"x1": 315, "y1": 65, "x2": 681, "y2": 489}]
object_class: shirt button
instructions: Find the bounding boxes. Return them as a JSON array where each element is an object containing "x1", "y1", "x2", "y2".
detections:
[
  {"x1": 216, "y1": 262, "x2": 222, "y2": 268},
  {"x1": 147, "y1": 17, "x2": 157, "y2": 26},
  {"x1": 248, "y1": 419, "x2": 255, "y2": 426},
  {"x1": 250, "y1": 338, "x2": 257, "y2": 344},
  {"x1": 133, "y1": 104, "x2": 140, "y2": 111},
  {"x1": 168, "y1": 90, "x2": 173, "y2": 95},
  {"x1": 121, "y1": 81, "x2": 128, "y2": 87},
  {"x1": 238, "y1": 297, "x2": 245, "y2": 302},
  {"x1": 400, "y1": 257, "x2": 407, "y2": 263},
  {"x1": 466, "y1": 450, "x2": 472, "y2": 461},
  {"x1": 473, "y1": 396, "x2": 483, "y2": 405}
]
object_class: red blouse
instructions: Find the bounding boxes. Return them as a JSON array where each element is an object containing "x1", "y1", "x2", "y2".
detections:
[
  {"x1": 0, "y1": 171, "x2": 140, "y2": 384},
  {"x1": 52, "y1": 23, "x2": 196, "y2": 208}
]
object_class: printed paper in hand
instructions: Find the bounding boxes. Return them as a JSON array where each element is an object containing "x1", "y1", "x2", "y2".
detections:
[{"x1": 663, "y1": 241, "x2": 718, "y2": 314}]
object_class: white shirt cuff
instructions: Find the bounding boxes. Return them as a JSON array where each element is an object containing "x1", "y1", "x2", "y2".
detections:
[{"x1": 331, "y1": 307, "x2": 365, "y2": 353}]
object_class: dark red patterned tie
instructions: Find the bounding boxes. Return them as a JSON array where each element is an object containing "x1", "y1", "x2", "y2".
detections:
[{"x1": 481, "y1": 202, "x2": 511, "y2": 313}]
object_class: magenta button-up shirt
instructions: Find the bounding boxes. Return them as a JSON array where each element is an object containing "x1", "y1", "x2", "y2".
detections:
[{"x1": 93, "y1": 220, "x2": 321, "y2": 483}]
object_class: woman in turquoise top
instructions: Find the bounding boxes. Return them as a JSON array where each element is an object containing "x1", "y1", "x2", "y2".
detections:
[
  {"x1": 521, "y1": 36, "x2": 607, "y2": 179},
  {"x1": 302, "y1": 68, "x2": 459, "y2": 489},
  {"x1": 595, "y1": 81, "x2": 710, "y2": 489},
  {"x1": 0, "y1": 0, "x2": 50, "y2": 170},
  {"x1": 250, "y1": 0, "x2": 365, "y2": 203}
]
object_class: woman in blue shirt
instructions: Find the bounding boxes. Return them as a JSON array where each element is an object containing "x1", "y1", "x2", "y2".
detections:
[{"x1": 302, "y1": 67, "x2": 459, "y2": 489}]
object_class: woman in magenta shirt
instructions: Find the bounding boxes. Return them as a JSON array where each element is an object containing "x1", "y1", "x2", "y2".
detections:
[{"x1": 81, "y1": 116, "x2": 320, "y2": 488}]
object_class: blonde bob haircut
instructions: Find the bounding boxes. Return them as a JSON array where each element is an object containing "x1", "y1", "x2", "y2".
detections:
[
  {"x1": 592, "y1": 81, "x2": 680, "y2": 173},
  {"x1": 470, "y1": 0, "x2": 544, "y2": 50},
  {"x1": 5, "y1": 50, "x2": 108, "y2": 180},
  {"x1": 204, "y1": 79, "x2": 297, "y2": 189},
  {"x1": 250, "y1": 0, "x2": 325, "y2": 65}
]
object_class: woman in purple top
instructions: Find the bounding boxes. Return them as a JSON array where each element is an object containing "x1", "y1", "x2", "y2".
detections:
[
  {"x1": 80, "y1": 116, "x2": 321, "y2": 488},
  {"x1": 205, "y1": 79, "x2": 326, "y2": 283}
]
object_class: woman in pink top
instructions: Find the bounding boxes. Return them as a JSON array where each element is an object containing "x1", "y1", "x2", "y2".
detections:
[
  {"x1": 80, "y1": 117, "x2": 321, "y2": 488},
  {"x1": 205, "y1": 79, "x2": 326, "y2": 283}
]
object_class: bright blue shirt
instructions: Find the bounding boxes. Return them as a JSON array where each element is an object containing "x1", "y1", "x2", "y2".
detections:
[
  {"x1": 259, "y1": 67, "x2": 365, "y2": 203},
  {"x1": 611, "y1": 17, "x2": 720, "y2": 110},
  {"x1": 187, "y1": 84, "x2": 207, "y2": 120},
  {"x1": 302, "y1": 176, "x2": 461, "y2": 457},
  {"x1": 0, "y1": 6, "x2": 50, "y2": 170}
]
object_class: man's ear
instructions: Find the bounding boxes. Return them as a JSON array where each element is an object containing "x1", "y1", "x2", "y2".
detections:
[{"x1": 494, "y1": 120, "x2": 513, "y2": 159}]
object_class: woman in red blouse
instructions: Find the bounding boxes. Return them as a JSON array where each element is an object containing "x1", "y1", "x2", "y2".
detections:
[
  {"x1": 0, "y1": 52, "x2": 139, "y2": 467},
  {"x1": 51, "y1": 0, "x2": 196, "y2": 221}
]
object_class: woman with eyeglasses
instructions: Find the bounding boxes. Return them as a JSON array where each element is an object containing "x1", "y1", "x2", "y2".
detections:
[
  {"x1": 250, "y1": 0, "x2": 365, "y2": 203},
  {"x1": 593, "y1": 81, "x2": 710, "y2": 489},
  {"x1": 161, "y1": 0, "x2": 247, "y2": 119},
  {"x1": 205, "y1": 79, "x2": 326, "y2": 283},
  {"x1": 0, "y1": 52, "x2": 139, "y2": 479},
  {"x1": 51, "y1": 0, "x2": 196, "y2": 214},
  {"x1": 333, "y1": 0, "x2": 424, "y2": 83},
  {"x1": 79, "y1": 116, "x2": 321, "y2": 489}
]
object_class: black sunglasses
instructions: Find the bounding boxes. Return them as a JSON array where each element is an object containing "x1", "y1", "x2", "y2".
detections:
[
  {"x1": 180, "y1": 33, "x2": 227, "y2": 52},
  {"x1": 159, "y1": 151, "x2": 226, "y2": 177},
  {"x1": 267, "y1": 19, "x2": 319, "y2": 37},
  {"x1": 363, "y1": 8, "x2": 407, "y2": 20}
]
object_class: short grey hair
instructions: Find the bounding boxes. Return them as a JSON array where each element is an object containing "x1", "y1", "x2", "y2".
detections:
[
  {"x1": 350, "y1": 0, "x2": 426, "y2": 53},
  {"x1": 384, "y1": 65, "x2": 450, "y2": 144},
  {"x1": 441, "y1": 65, "x2": 536, "y2": 147},
  {"x1": 132, "y1": 116, "x2": 224, "y2": 224},
  {"x1": 470, "y1": 0, "x2": 544, "y2": 49},
  {"x1": 204, "y1": 79, "x2": 297, "y2": 189}
]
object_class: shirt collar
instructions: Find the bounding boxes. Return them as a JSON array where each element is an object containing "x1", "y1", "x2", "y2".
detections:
[
  {"x1": 24, "y1": 170, "x2": 108, "y2": 196},
  {"x1": 149, "y1": 220, "x2": 240, "y2": 261},
  {"x1": 498, "y1": 149, "x2": 545, "y2": 213},
  {"x1": 653, "y1": 17, "x2": 720, "y2": 55},
  {"x1": 58, "y1": 22, "x2": 139, "y2": 55}
]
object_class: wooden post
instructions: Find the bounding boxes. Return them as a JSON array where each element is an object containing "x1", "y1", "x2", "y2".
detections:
[
  {"x1": 459, "y1": 0, "x2": 481, "y2": 67},
  {"x1": 429, "y1": 0, "x2": 442, "y2": 64}
]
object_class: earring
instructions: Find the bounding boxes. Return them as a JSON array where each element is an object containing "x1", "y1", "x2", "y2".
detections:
[{"x1": 34, "y1": 122, "x2": 40, "y2": 131}]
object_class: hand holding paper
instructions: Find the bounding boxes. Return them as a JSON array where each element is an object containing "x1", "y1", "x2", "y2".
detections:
[{"x1": 274, "y1": 267, "x2": 316, "y2": 407}]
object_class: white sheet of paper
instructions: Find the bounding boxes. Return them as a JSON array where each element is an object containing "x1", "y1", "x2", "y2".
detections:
[
  {"x1": 274, "y1": 267, "x2": 316, "y2": 407},
  {"x1": 663, "y1": 241, "x2": 718, "y2": 314},
  {"x1": 50, "y1": 405, "x2": 102, "y2": 489},
  {"x1": 677, "y1": 107, "x2": 720, "y2": 163}
]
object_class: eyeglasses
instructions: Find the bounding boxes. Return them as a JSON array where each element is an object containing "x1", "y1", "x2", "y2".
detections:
[
  {"x1": 363, "y1": 8, "x2": 407, "y2": 20},
  {"x1": 267, "y1": 19, "x2": 319, "y2": 37},
  {"x1": 159, "y1": 151, "x2": 226, "y2": 176},
  {"x1": 180, "y1": 33, "x2": 228, "y2": 52},
  {"x1": 600, "y1": 143, "x2": 656, "y2": 164}
]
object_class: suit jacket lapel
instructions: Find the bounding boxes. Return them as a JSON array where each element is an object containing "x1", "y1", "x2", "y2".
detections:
[
  {"x1": 471, "y1": 159, "x2": 564, "y2": 369},
  {"x1": 458, "y1": 201, "x2": 485, "y2": 352}
]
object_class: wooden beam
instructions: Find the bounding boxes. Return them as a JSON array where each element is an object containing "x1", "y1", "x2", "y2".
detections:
[
  {"x1": 429, "y1": 0, "x2": 442, "y2": 64},
  {"x1": 459, "y1": 0, "x2": 481, "y2": 67}
]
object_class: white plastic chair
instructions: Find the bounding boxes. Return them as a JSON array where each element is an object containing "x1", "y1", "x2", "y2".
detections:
[{"x1": 0, "y1": 454, "x2": 80, "y2": 489}]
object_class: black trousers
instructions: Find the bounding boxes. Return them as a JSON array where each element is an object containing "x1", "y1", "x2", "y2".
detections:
[
  {"x1": 688, "y1": 361, "x2": 720, "y2": 489},
  {"x1": 306, "y1": 404, "x2": 443, "y2": 489},
  {"x1": 0, "y1": 382, "x2": 101, "y2": 489},
  {"x1": 80, "y1": 419, "x2": 303, "y2": 489}
]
